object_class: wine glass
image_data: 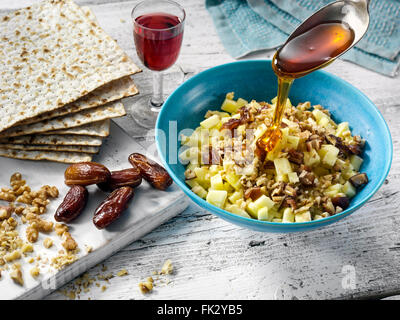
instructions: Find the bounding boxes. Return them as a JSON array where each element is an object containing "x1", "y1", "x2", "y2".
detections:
[{"x1": 131, "y1": 0, "x2": 185, "y2": 129}]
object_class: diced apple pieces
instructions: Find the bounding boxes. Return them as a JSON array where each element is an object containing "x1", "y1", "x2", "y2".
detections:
[
  {"x1": 246, "y1": 202, "x2": 259, "y2": 219},
  {"x1": 185, "y1": 179, "x2": 199, "y2": 189},
  {"x1": 295, "y1": 211, "x2": 311, "y2": 222},
  {"x1": 274, "y1": 158, "x2": 292, "y2": 176},
  {"x1": 182, "y1": 132, "x2": 199, "y2": 147},
  {"x1": 179, "y1": 147, "x2": 199, "y2": 164},
  {"x1": 225, "y1": 204, "x2": 251, "y2": 218},
  {"x1": 210, "y1": 173, "x2": 224, "y2": 190},
  {"x1": 192, "y1": 185, "x2": 208, "y2": 199},
  {"x1": 255, "y1": 195, "x2": 275, "y2": 210},
  {"x1": 314, "y1": 167, "x2": 329, "y2": 177},
  {"x1": 237, "y1": 98, "x2": 248, "y2": 108},
  {"x1": 342, "y1": 181, "x2": 356, "y2": 198},
  {"x1": 267, "y1": 128, "x2": 289, "y2": 160},
  {"x1": 282, "y1": 208, "x2": 295, "y2": 223},
  {"x1": 325, "y1": 183, "x2": 342, "y2": 197},
  {"x1": 288, "y1": 172, "x2": 299, "y2": 184},
  {"x1": 206, "y1": 190, "x2": 227, "y2": 208},
  {"x1": 312, "y1": 109, "x2": 329, "y2": 123},
  {"x1": 247, "y1": 196, "x2": 275, "y2": 219},
  {"x1": 319, "y1": 145, "x2": 339, "y2": 167},
  {"x1": 336, "y1": 122, "x2": 350, "y2": 137},
  {"x1": 209, "y1": 165, "x2": 222, "y2": 176},
  {"x1": 257, "y1": 207, "x2": 274, "y2": 221},
  {"x1": 200, "y1": 114, "x2": 220, "y2": 129},
  {"x1": 229, "y1": 190, "x2": 243, "y2": 203},
  {"x1": 350, "y1": 154, "x2": 363, "y2": 171},
  {"x1": 225, "y1": 171, "x2": 242, "y2": 190},
  {"x1": 221, "y1": 99, "x2": 239, "y2": 114},
  {"x1": 318, "y1": 117, "x2": 330, "y2": 128},
  {"x1": 194, "y1": 167, "x2": 210, "y2": 188},
  {"x1": 254, "y1": 124, "x2": 267, "y2": 140},
  {"x1": 276, "y1": 174, "x2": 288, "y2": 183},
  {"x1": 304, "y1": 149, "x2": 320, "y2": 167},
  {"x1": 286, "y1": 135, "x2": 300, "y2": 150},
  {"x1": 271, "y1": 97, "x2": 292, "y2": 108}
]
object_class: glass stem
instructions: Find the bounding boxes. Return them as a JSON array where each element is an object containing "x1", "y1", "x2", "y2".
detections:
[{"x1": 150, "y1": 71, "x2": 164, "y2": 110}]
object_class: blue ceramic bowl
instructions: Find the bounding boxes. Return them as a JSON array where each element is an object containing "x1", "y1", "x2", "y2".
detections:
[{"x1": 156, "y1": 60, "x2": 392, "y2": 232}]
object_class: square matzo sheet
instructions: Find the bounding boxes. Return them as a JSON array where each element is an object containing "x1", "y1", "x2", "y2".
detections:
[{"x1": 0, "y1": 0, "x2": 140, "y2": 133}]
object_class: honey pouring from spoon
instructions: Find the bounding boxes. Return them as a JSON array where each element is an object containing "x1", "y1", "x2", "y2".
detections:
[{"x1": 257, "y1": 0, "x2": 370, "y2": 153}]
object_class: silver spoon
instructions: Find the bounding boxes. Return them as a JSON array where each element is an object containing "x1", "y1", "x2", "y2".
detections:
[
  {"x1": 261, "y1": 0, "x2": 370, "y2": 152},
  {"x1": 272, "y1": 0, "x2": 370, "y2": 78}
]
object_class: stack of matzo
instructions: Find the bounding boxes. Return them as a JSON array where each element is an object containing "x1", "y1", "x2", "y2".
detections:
[{"x1": 0, "y1": 0, "x2": 141, "y2": 163}]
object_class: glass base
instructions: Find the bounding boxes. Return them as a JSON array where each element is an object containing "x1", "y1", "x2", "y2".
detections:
[
  {"x1": 131, "y1": 97, "x2": 163, "y2": 129},
  {"x1": 150, "y1": 98, "x2": 163, "y2": 111}
]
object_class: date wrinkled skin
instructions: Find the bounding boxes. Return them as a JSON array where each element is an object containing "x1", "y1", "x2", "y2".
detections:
[
  {"x1": 97, "y1": 168, "x2": 142, "y2": 192},
  {"x1": 93, "y1": 186, "x2": 134, "y2": 229},
  {"x1": 65, "y1": 162, "x2": 111, "y2": 186},
  {"x1": 54, "y1": 185, "x2": 88, "y2": 223},
  {"x1": 128, "y1": 153, "x2": 172, "y2": 190}
]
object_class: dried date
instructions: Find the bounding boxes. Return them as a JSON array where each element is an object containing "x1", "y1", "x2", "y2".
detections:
[
  {"x1": 332, "y1": 196, "x2": 350, "y2": 210},
  {"x1": 54, "y1": 185, "x2": 88, "y2": 223},
  {"x1": 128, "y1": 153, "x2": 172, "y2": 190},
  {"x1": 93, "y1": 186, "x2": 134, "y2": 229},
  {"x1": 97, "y1": 168, "x2": 142, "y2": 192},
  {"x1": 65, "y1": 162, "x2": 111, "y2": 186}
]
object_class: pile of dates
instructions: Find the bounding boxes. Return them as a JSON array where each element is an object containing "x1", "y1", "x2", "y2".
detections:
[{"x1": 54, "y1": 153, "x2": 173, "y2": 229}]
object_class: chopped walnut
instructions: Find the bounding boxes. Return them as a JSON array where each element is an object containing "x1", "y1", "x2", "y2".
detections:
[
  {"x1": 51, "y1": 252, "x2": 78, "y2": 270},
  {"x1": 117, "y1": 269, "x2": 128, "y2": 277},
  {"x1": 26, "y1": 225, "x2": 39, "y2": 243},
  {"x1": 299, "y1": 170, "x2": 315, "y2": 186},
  {"x1": 139, "y1": 280, "x2": 153, "y2": 294},
  {"x1": 0, "y1": 206, "x2": 13, "y2": 220},
  {"x1": 184, "y1": 169, "x2": 196, "y2": 180},
  {"x1": 0, "y1": 173, "x2": 65, "y2": 287},
  {"x1": 160, "y1": 259, "x2": 173, "y2": 275},
  {"x1": 30, "y1": 267, "x2": 40, "y2": 278},
  {"x1": 62, "y1": 232, "x2": 78, "y2": 252},
  {"x1": 16, "y1": 191, "x2": 33, "y2": 205},
  {"x1": 10, "y1": 264, "x2": 23, "y2": 286},
  {"x1": 55, "y1": 223, "x2": 68, "y2": 236},
  {"x1": 244, "y1": 187, "x2": 263, "y2": 201},
  {"x1": 288, "y1": 149, "x2": 304, "y2": 165},
  {"x1": 26, "y1": 213, "x2": 53, "y2": 233},
  {"x1": 14, "y1": 206, "x2": 24, "y2": 216},
  {"x1": 0, "y1": 188, "x2": 16, "y2": 202},
  {"x1": 4, "y1": 250, "x2": 21, "y2": 263},
  {"x1": 21, "y1": 243, "x2": 33, "y2": 254},
  {"x1": 43, "y1": 238, "x2": 53, "y2": 249}
]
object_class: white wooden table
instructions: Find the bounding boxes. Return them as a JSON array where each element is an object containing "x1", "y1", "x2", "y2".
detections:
[{"x1": 2, "y1": 0, "x2": 399, "y2": 300}]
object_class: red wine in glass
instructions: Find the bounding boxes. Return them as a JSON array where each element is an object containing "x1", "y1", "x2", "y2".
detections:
[
  {"x1": 131, "y1": 0, "x2": 185, "y2": 129},
  {"x1": 134, "y1": 13, "x2": 184, "y2": 71}
]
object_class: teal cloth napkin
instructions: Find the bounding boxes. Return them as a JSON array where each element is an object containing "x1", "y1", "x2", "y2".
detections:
[{"x1": 206, "y1": 0, "x2": 400, "y2": 77}]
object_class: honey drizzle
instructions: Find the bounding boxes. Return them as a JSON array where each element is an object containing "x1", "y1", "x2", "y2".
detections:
[{"x1": 258, "y1": 21, "x2": 355, "y2": 152}]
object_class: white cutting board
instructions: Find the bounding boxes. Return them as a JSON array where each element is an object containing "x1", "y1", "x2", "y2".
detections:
[{"x1": 0, "y1": 121, "x2": 189, "y2": 300}]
